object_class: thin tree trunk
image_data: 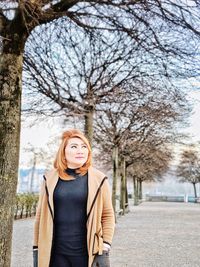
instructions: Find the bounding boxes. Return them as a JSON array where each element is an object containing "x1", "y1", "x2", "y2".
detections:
[
  {"x1": 120, "y1": 156, "x2": 126, "y2": 215},
  {"x1": 84, "y1": 82, "x2": 94, "y2": 146},
  {"x1": 119, "y1": 159, "x2": 123, "y2": 211},
  {"x1": 112, "y1": 146, "x2": 118, "y2": 216},
  {"x1": 84, "y1": 108, "x2": 94, "y2": 146},
  {"x1": 29, "y1": 154, "x2": 37, "y2": 193},
  {"x1": 138, "y1": 179, "x2": 143, "y2": 200},
  {"x1": 193, "y1": 182, "x2": 197, "y2": 200},
  {"x1": 122, "y1": 157, "x2": 126, "y2": 214},
  {"x1": 125, "y1": 175, "x2": 129, "y2": 213},
  {"x1": 0, "y1": 52, "x2": 23, "y2": 266},
  {"x1": 119, "y1": 157, "x2": 122, "y2": 210},
  {"x1": 133, "y1": 176, "x2": 138, "y2": 206}
]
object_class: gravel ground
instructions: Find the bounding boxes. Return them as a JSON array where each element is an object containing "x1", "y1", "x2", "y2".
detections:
[{"x1": 11, "y1": 201, "x2": 200, "y2": 267}]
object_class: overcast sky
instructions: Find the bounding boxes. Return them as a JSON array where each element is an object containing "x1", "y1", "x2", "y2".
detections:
[
  {"x1": 19, "y1": 88, "x2": 200, "y2": 168},
  {"x1": 185, "y1": 89, "x2": 200, "y2": 142}
]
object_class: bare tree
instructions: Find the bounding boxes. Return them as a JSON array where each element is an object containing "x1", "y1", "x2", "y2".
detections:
[
  {"x1": 1, "y1": 1, "x2": 200, "y2": 265},
  {"x1": 126, "y1": 139, "x2": 172, "y2": 204},
  {"x1": 23, "y1": 26, "x2": 140, "y2": 143},
  {"x1": 176, "y1": 147, "x2": 200, "y2": 200},
  {"x1": 94, "y1": 88, "x2": 141, "y2": 213},
  {"x1": 93, "y1": 78, "x2": 183, "y2": 209},
  {"x1": 23, "y1": 4, "x2": 199, "y2": 141}
]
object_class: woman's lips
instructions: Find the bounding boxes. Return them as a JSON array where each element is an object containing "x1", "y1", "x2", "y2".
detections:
[{"x1": 75, "y1": 157, "x2": 84, "y2": 159}]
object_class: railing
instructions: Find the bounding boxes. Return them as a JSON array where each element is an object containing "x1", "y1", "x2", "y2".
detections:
[
  {"x1": 145, "y1": 195, "x2": 184, "y2": 202},
  {"x1": 145, "y1": 195, "x2": 200, "y2": 203},
  {"x1": 14, "y1": 193, "x2": 39, "y2": 220}
]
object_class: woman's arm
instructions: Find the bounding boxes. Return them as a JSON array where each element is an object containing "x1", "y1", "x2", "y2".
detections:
[
  {"x1": 92, "y1": 180, "x2": 115, "y2": 267},
  {"x1": 101, "y1": 178, "x2": 115, "y2": 249}
]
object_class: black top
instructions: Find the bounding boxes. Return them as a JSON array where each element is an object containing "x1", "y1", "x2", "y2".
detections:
[{"x1": 52, "y1": 168, "x2": 88, "y2": 255}]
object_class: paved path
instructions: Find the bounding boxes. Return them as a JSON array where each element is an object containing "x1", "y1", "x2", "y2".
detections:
[{"x1": 11, "y1": 202, "x2": 200, "y2": 267}]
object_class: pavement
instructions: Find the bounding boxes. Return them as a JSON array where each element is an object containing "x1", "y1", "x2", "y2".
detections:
[{"x1": 11, "y1": 201, "x2": 200, "y2": 267}]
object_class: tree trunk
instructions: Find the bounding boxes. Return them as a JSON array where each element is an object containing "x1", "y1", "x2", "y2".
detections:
[
  {"x1": 192, "y1": 182, "x2": 197, "y2": 200},
  {"x1": 125, "y1": 176, "x2": 129, "y2": 213},
  {"x1": 120, "y1": 156, "x2": 126, "y2": 215},
  {"x1": 138, "y1": 179, "x2": 143, "y2": 200},
  {"x1": 0, "y1": 18, "x2": 26, "y2": 265},
  {"x1": 29, "y1": 154, "x2": 37, "y2": 193},
  {"x1": 119, "y1": 157, "x2": 122, "y2": 210},
  {"x1": 0, "y1": 53, "x2": 23, "y2": 266},
  {"x1": 84, "y1": 108, "x2": 94, "y2": 146},
  {"x1": 133, "y1": 176, "x2": 139, "y2": 206},
  {"x1": 84, "y1": 82, "x2": 94, "y2": 146},
  {"x1": 112, "y1": 146, "x2": 118, "y2": 216}
]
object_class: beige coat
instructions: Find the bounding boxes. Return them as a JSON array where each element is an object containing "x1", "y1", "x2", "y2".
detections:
[{"x1": 33, "y1": 166, "x2": 115, "y2": 267}]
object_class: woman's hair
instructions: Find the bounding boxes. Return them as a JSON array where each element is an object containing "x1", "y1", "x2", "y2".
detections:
[{"x1": 54, "y1": 129, "x2": 92, "y2": 179}]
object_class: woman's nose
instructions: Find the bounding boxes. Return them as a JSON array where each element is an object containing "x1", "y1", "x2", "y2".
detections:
[{"x1": 77, "y1": 147, "x2": 84, "y2": 153}]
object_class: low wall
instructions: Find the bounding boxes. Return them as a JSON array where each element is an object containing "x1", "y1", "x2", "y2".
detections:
[{"x1": 145, "y1": 195, "x2": 200, "y2": 203}]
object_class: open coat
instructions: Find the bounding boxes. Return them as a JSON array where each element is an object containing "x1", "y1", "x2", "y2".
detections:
[{"x1": 33, "y1": 166, "x2": 115, "y2": 267}]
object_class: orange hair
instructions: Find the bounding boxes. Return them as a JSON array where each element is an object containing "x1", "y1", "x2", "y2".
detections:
[{"x1": 54, "y1": 129, "x2": 92, "y2": 180}]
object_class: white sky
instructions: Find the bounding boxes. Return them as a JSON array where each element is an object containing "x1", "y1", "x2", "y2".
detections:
[
  {"x1": 186, "y1": 90, "x2": 200, "y2": 141},
  {"x1": 19, "y1": 89, "x2": 200, "y2": 168},
  {"x1": 19, "y1": 116, "x2": 64, "y2": 168}
]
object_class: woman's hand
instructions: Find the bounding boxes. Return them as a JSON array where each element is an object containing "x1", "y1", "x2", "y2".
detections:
[
  {"x1": 92, "y1": 251, "x2": 110, "y2": 267},
  {"x1": 33, "y1": 249, "x2": 38, "y2": 267}
]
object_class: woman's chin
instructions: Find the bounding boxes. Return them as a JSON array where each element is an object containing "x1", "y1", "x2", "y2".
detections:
[{"x1": 73, "y1": 160, "x2": 86, "y2": 168}]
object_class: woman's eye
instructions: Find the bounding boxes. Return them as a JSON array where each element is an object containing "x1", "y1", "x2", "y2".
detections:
[{"x1": 70, "y1": 145, "x2": 87, "y2": 149}]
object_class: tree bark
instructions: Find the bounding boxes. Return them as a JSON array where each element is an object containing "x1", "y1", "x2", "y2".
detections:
[
  {"x1": 138, "y1": 179, "x2": 143, "y2": 200},
  {"x1": 125, "y1": 183, "x2": 129, "y2": 213},
  {"x1": 0, "y1": 53, "x2": 23, "y2": 267},
  {"x1": 112, "y1": 146, "x2": 118, "y2": 216},
  {"x1": 133, "y1": 176, "x2": 139, "y2": 206},
  {"x1": 84, "y1": 82, "x2": 94, "y2": 146},
  {"x1": 120, "y1": 156, "x2": 126, "y2": 215},
  {"x1": 192, "y1": 182, "x2": 197, "y2": 200},
  {"x1": 0, "y1": 16, "x2": 26, "y2": 264},
  {"x1": 84, "y1": 107, "x2": 94, "y2": 147},
  {"x1": 119, "y1": 157, "x2": 122, "y2": 210}
]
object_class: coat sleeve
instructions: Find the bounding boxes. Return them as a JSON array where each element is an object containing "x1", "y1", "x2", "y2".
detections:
[
  {"x1": 33, "y1": 178, "x2": 46, "y2": 248},
  {"x1": 101, "y1": 178, "x2": 115, "y2": 247}
]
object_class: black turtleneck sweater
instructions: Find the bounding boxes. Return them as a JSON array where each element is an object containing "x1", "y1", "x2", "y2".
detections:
[{"x1": 52, "y1": 168, "x2": 88, "y2": 256}]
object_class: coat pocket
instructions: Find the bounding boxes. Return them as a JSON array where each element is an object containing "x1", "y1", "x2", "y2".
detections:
[{"x1": 92, "y1": 233, "x2": 103, "y2": 255}]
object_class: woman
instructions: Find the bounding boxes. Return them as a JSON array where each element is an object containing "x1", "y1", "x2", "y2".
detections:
[{"x1": 33, "y1": 129, "x2": 115, "y2": 267}]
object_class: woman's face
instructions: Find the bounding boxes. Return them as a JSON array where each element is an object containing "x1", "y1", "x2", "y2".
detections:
[{"x1": 65, "y1": 137, "x2": 89, "y2": 169}]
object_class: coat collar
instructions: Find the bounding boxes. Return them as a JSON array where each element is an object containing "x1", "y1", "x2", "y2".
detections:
[{"x1": 44, "y1": 166, "x2": 106, "y2": 219}]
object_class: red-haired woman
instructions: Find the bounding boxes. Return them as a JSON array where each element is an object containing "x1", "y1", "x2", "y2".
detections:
[{"x1": 33, "y1": 129, "x2": 115, "y2": 267}]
